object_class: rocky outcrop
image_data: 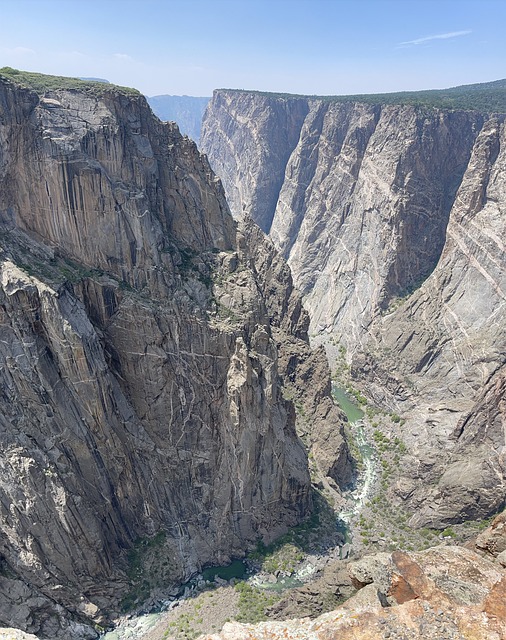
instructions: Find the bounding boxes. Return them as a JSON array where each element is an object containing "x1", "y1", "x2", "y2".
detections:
[
  {"x1": 236, "y1": 218, "x2": 353, "y2": 488},
  {"x1": 201, "y1": 88, "x2": 506, "y2": 525},
  {"x1": 0, "y1": 72, "x2": 351, "y2": 638},
  {"x1": 265, "y1": 558, "x2": 354, "y2": 620},
  {"x1": 202, "y1": 544, "x2": 506, "y2": 639},
  {"x1": 469, "y1": 509, "x2": 506, "y2": 561}
]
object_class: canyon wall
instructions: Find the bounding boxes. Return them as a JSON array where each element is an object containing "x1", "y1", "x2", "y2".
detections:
[
  {"x1": 201, "y1": 91, "x2": 485, "y2": 349},
  {"x1": 201, "y1": 89, "x2": 506, "y2": 526},
  {"x1": 0, "y1": 74, "x2": 351, "y2": 638}
]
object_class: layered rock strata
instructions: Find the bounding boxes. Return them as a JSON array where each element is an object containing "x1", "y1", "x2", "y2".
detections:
[
  {"x1": 354, "y1": 115, "x2": 506, "y2": 526},
  {"x1": 0, "y1": 74, "x2": 350, "y2": 638}
]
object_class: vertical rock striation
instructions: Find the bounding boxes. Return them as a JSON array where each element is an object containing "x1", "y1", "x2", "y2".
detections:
[
  {"x1": 201, "y1": 91, "x2": 310, "y2": 233},
  {"x1": 0, "y1": 73, "x2": 351, "y2": 638},
  {"x1": 202, "y1": 91, "x2": 482, "y2": 349},
  {"x1": 356, "y1": 115, "x2": 506, "y2": 526}
]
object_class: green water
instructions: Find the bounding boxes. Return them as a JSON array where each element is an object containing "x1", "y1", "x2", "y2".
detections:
[
  {"x1": 252, "y1": 574, "x2": 303, "y2": 591},
  {"x1": 333, "y1": 386, "x2": 364, "y2": 423},
  {"x1": 202, "y1": 559, "x2": 246, "y2": 581}
]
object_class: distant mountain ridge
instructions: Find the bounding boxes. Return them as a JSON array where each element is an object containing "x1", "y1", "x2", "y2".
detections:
[
  {"x1": 219, "y1": 77, "x2": 506, "y2": 113},
  {"x1": 148, "y1": 94, "x2": 210, "y2": 141}
]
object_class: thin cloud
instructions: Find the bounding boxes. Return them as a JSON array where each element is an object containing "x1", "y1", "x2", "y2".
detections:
[
  {"x1": 113, "y1": 53, "x2": 133, "y2": 62},
  {"x1": 399, "y1": 30, "x2": 472, "y2": 47},
  {"x1": 3, "y1": 46, "x2": 36, "y2": 55}
]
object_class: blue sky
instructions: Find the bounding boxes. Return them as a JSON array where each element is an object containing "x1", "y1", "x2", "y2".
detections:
[{"x1": 1, "y1": 0, "x2": 504, "y2": 97}]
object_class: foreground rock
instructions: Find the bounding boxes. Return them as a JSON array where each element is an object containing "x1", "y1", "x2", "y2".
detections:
[
  {"x1": 0, "y1": 71, "x2": 351, "y2": 638},
  {"x1": 201, "y1": 544, "x2": 506, "y2": 639},
  {"x1": 265, "y1": 558, "x2": 354, "y2": 620},
  {"x1": 469, "y1": 510, "x2": 506, "y2": 562}
]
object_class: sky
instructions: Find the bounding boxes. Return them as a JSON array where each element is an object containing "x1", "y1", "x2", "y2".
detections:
[{"x1": 0, "y1": 0, "x2": 505, "y2": 97}]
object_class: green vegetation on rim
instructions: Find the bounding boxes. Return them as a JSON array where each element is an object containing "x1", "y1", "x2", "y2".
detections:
[
  {"x1": 0, "y1": 67, "x2": 140, "y2": 96},
  {"x1": 220, "y1": 78, "x2": 506, "y2": 113}
]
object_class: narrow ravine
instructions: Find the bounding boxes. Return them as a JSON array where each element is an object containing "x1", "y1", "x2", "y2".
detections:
[
  {"x1": 102, "y1": 386, "x2": 377, "y2": 639},
  {"x1": 332, "y1": 386, "x2": 378, "y2": 544}
]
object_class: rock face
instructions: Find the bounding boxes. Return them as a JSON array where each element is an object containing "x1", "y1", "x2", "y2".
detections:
[
  {"x1": 0, "y1": 73, "x2": 351, "y2": 638},
  {"x1": 201, "y1": 89, "x2": 506, "y2": 525},
  {"x1": 202, "y1": 91, "x2": 311, "y2": 233},
  {"x1": 355, "y1": 115, "x2": 506, "y2": 526},
  {"x1": 202, "y1": 543, "x2": 506, "y2": 639},
  {"x1": 201, "y1": 91, "x2": 484, "y2": 347}
]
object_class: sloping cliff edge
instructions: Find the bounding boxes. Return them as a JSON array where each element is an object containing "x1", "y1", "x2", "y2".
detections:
[{"x1": 0, "y1": 71, "x2": 351, "y2": 638}]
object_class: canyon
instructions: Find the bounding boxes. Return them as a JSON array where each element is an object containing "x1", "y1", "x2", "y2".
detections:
[
  {"x1": 0, "y1": 67, "x2": 505, "y2": 640},
  {"x1": 201, "y1": 84, "x2": 506, "y2": 529}
]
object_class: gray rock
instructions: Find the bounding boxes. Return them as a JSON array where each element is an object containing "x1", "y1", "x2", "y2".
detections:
[
  {"x1": 201, "y1": 89, "x2": 506, "y2": 526},
  {"x1": 0, "y1": 75, "x2": 351, "y2": 636},
  {"x1": 497, "y1": 550, "x2": 506, "y2": 567}
]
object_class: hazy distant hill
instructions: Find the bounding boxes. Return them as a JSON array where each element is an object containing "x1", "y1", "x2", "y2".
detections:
[{"x1": 148, "y1": 94, "x2": 210, "y2": 142}]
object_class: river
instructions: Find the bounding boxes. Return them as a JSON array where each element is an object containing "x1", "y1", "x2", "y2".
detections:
[
  {"x1": 332, "y1": 385, "x2": 377, "y2": 527},
  {"x1": 102, "y1": 386, "x2": 376, "y2": 638}
]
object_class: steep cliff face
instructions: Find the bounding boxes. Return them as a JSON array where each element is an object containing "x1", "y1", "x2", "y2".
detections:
[
  {"x1": 201, "y1": 88, "x2": 506, "y2": 525},
  {"x1": 355, "y1": 115, "x2": 506, "y2": 526},
  {"x1": 201, "y1": 91, "x2": 310, "y2": 233},
  {"x1": 0, "y1": 73, "x2": 351, "y2": 638},
  {"x1": 202, "y1": 91, "x2": 483, "y2": 348}
]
